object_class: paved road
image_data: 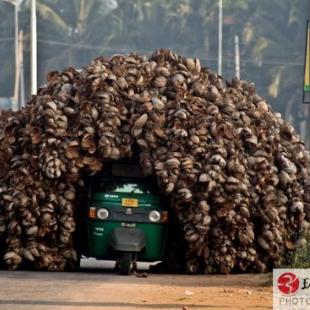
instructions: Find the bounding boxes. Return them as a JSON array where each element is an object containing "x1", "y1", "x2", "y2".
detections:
[{"x1": 0, "y1": 259, "x2": 272, "y2": 310}]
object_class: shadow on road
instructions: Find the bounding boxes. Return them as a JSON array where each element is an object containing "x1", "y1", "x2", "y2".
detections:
[
  {"x1": 0, "y1": 299, "x2": 271, "y2": 309},
  {"x1": 0, "y1": 259, "x2": 271, "y2": 289}
]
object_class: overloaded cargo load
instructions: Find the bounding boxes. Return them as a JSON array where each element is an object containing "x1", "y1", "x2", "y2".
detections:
[{"x1": 0, "y1": 49, "x2": 309, "y2": 273}]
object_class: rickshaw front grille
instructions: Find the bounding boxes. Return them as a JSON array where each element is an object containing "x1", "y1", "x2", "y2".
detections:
[
  {"x1": 91, "y1": 206, "x2": 150, "y2": 223},
  {"x1": 112, "y1": 209, "x2": 146, "y2": 222}
]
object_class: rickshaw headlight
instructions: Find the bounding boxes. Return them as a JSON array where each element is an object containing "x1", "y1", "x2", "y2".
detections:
[
  {"x1": 148, "y1": 210, "x2": 161, "y2": 223},
  {"x1": 97, "y1": 208, "x2": 109, "y2": 220}
]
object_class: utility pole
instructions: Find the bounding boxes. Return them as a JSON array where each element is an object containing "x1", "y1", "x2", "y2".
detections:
[
  {"x1": 19, "y1": 30, "x2": 25, "y2": 108},
  {"x1": 13, "y1": 0, "x2": 19, "y2": 107},
  {"x1": 31, "y1": 0, "x2": 37, "y2": 95},
  {"x1": 234, "y1": 35, "x2": 240, "y2": 79},
  {"x1": 218, "y1": 0, "x2": 223, "y2": 76}
]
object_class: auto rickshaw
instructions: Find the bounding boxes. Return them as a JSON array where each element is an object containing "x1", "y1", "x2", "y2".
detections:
[{"x1": 78, "y1": 164, "x2": 168, "y2": 275}]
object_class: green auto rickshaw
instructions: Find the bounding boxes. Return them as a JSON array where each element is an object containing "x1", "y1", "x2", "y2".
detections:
[{"x1": 78, "y1": 164, "x2": 168, "y2": 275}]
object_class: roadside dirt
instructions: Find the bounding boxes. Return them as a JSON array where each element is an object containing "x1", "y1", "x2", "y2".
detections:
[{"x1": 0, "y1": 268, "x2": 272, "y2": 310}]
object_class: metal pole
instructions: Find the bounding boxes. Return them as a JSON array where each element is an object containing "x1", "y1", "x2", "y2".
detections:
[
  {"x1": 31, "y1": 0, "x2": 37, "y2": 95},
  {"x1": 19, "y1": 30, "x2": 25, "y2": 108},
  {"x1": 234, "y1": 35, "x2": 240, "y2": 79},
  {"x1": 13, "y1": 2, "x2": 19, "y2": 110},
  {"x1": 218, "y1": 0, "x2": 222, "y2": 75}
]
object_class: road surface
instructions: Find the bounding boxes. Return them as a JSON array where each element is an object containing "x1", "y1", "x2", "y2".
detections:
[{"x1": 0, "y1": 259, "x2": 272, "y2": 310}]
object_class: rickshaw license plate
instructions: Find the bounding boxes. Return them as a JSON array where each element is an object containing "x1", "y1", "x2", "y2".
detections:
[{"x1": 122, "y1": 198, "x2": 138, "y2": 207}]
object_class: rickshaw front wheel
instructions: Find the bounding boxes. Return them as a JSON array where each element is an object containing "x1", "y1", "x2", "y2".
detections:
[{"x1": 119, "y1": 252, "x2": 133, "y2": 275}]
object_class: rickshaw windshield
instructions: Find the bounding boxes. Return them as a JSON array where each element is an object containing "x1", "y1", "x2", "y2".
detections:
[{"x1": 93, "y1": 179, "x2": 156, "y2": 195}]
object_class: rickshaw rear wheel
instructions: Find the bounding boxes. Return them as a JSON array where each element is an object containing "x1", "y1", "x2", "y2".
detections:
[
  {"x1": 65, "y1": 254, "x2": 81, "y2": 271},
  {"x1": 119, "y1": 252, "x2": 132, "y2": 275},
  {"x1": 73, "y1": 254, "x2": 81, "y2": 271},
  {"x1": 0, "y1": 260, "x2": 6, "y2": 270}
]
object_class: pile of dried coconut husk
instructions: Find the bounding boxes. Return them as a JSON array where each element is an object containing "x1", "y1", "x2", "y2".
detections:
[{"x1": 0, "y1": 49, "x2": 309, "y2": 273}]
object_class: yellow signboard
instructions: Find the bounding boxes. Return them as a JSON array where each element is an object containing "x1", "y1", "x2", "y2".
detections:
[{"x1": 304, "y1": 20, "x2": 310, "y2": 103}]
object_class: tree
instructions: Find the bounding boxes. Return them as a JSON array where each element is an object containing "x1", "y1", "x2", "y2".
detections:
[
  {"x1": 0, "y1": 2, "x2": 15, "y2": 97},
  {"x1": 236, "y1": 0, "x2": 309, "y2": 146}
]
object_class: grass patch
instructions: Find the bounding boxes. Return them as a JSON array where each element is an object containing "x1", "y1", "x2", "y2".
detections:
[{"x1": 290, "y1": 232, "x2": 310, "y2": 268}]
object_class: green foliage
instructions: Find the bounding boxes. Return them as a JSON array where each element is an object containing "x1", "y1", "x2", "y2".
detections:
[
  {"x1": 36, "y1": 2, "x2": 68, "y2": 34},
  {"x1": 277, "y1": 229, "x2": 310, "y2": 269},
  {"x1": 240, "y1": 0, "x2": 308, "y2": 121},
  {"x1": 290, "y1": 233, "x2": 310, "y2": 269},
  {"x1": 0, "y1": 1, "x2": 15, "y2": 97}
]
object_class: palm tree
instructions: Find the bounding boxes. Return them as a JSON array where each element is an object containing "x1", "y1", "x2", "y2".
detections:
[
  {"x1": 0, "y1": 1, "x2": 15, "y2": 98},
  {"x1": 34, "y1": 0, "x2": 118, "y2": 81},
  {"x1": 237, "y1": 0, "x2": 310, "y2": 146}
]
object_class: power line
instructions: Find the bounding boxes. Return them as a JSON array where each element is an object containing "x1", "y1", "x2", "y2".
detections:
[
  {"x1": 0, "y1": 37, "x2": 305, "y2": 67},
  {"x1": 0, "y1": 37, "x2": 14, "y2": 41},
  {"x1": 37, "y1": 39, "x2": 306, "y2": 66}
]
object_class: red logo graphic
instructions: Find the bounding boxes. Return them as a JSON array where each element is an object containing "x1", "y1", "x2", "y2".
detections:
[{"x1": 277, "y1": 272, "x2": 300, "y2": 295}]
